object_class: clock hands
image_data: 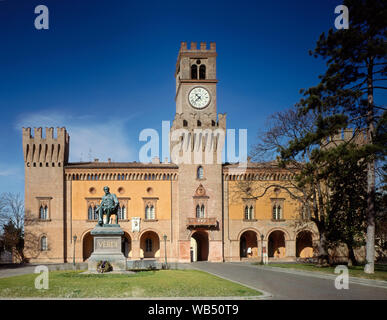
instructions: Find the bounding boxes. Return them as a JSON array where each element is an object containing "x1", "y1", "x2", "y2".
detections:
[{"x1": 189, "y1": 88, "x2": 209, "y2": 108}]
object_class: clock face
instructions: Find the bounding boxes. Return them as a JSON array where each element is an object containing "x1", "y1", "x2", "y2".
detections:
[{"x1": 188, "y1": 87, "x2": 210, "y2": 109}]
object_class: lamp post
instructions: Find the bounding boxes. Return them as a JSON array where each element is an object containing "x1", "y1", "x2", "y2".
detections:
[
  {"x1": 260, "y1": 234, "x2": 264, "y2": 265},
  {"x1": 73, "y1": 235, "x2": 77, "y2": 266},
  {"x1": 163, "y1": 234, "x2": 167, "y2": 266}
]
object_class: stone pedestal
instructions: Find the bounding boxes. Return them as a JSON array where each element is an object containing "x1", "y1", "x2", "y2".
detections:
[{"x1": 88, "y1": 224, "x2": 126, "y2": 272}]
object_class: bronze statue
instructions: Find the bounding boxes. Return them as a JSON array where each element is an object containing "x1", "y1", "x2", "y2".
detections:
[{"x1": 96, "y1": 186, "x2": 119, "y2": 226}]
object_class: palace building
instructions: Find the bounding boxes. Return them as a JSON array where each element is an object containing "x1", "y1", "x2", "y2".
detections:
[{"x1": 22, "y1": 42, "x2": 318, "y2": 264}]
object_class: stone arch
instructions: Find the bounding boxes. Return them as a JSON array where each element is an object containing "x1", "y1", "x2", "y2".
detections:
[
  {"x1": 139, "y1": 230, "x2": 160, "y2": 259},
  {"x1": 267, "y1": 230, "x2": 287, "y2": 258},
  {"x1": 296, "y1": 228, "x2": 319, "y2": 241},
  {"x1": 237, "y1": 227, "x2": 261, "y2": 241},
  {"x1": 265, "y1": 227, "x2": 291, "y2": 241},
  {"x1": 122, "y1": 231, "x2": 132, "y2": 258},
  {"x1": 296, "y1": 229, "x2": 318, "y2": 258},
  {"x1": 81, "y1": 229, "x2": 94, "y2": 261},
  {"x1": 239, "y1": 229, "x2": 260, "y2": 259}
]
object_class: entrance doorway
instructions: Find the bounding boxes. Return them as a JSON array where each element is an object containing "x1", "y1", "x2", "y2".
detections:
[
  {"x1": 296, "y1": 230, "x2": 314, "y2": 258},
  {"x1": 190, "y1": 231, "x2": 209, "y2": 261},
  {"x1": 82, "y1": 232, "x2": 93, "y2": 261},
  {"x1": 268, "y1": 230, "x2": 286, "y2": 258},
  {"x1": 140, "y1": 231, "x2": 160, "y2": 258},
  {"x1": 122, "y1": 232, "x2": 132, "y2": 258}
]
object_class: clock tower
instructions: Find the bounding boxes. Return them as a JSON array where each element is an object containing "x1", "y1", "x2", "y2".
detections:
[{"x1": 171, "y1": 41, "x2": 226, "y2": 262}]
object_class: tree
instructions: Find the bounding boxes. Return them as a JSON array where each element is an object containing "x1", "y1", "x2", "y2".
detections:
[
  {"x1": 0, "y1": 193, "x2": 24, "y2": 230},
  {"x1": 324, "y1": 143, "x2": 368, "y2": 266},
  {"x1": 245, "y1": 106, "x2": 332, "y2": 264},
  {"x1": 0, "y1": 193, "x2": 25, "y2": 262},
  {"x1": 2, "y1": 220, "x2": 24, "y2": 262},
  {"x1": 282, "y1": 0, "x2": 386, "y2": 273}
]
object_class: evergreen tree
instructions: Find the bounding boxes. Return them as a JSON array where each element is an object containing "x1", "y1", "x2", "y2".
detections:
[
  {"x1": 282, "y1": 0, "x2": 386, "y2": 273},
  {"x1": 324, "y1": 143, "x2": 368, "y2": 266}
]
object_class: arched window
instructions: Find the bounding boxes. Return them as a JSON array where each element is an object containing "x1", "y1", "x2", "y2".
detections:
[
  {"x1": 183, "y1": 120, "x2": 188, "y2": 127},
  {"x1": 244, "y1": 206, "x2": 254, "y2": 220},
  {"x1": 93, "y1": 207, "x2": 98, "y2": 220},
  {"x1": 39, "y1": 206, "x2": 45, "y2": 220},
  {"x1": 41, "y1": 236, "x2": 48, "y2": 251},
  {"x1": 145, "y1": 238, "x2": 152, "y2": 252},
  {"x1": 191, "y1": 64, "x2": 198, "y2": 79},
  {"x1": 197, "y1": 120, "x2": 201, "y2": 127},
  {"x1": 118, "y1": 206, "x2": 126, "y2": 220},
  {"x1": 196, "y1": 205, "x2": 201, "y2": 218},
  {"x1": 199, "y1": 64, "x2": 206, "y2": 79},
  {"x1": 273, "y1": 205, "x2": 282, "y2": 220},
  {"x1": 197, "y1": 166, "x2": 204, "y2": 179},
  {"x1": 39, "y1": 205, "x2": 48, "y2": 220},
  {"x1": 88, "y1": 206, "x2": 93, "y2": 220},
  {"x1": 200, "y1": 205, "x2": 205, "y2": 218},
  {"x1": 145, "y1": 205, "x2": 155, "y2": 220}
]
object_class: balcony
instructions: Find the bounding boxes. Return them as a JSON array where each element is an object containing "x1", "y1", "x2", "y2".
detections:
[{"x1": 187, "y1": 217, "x2": 217, "y2": 229}]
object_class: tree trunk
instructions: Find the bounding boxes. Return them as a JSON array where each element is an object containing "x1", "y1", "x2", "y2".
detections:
[
  {"x1": 317, "y1": 231, "x2": 329, "y2": 266},
  {"x1": 347, "y1": 243, "x2": 358, "y2": 267},
  {"x1": 364, "y1": 59, "x2": 375, "y2": 274}
]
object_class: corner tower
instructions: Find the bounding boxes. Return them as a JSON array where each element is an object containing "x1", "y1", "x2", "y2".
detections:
[
  {"x1": 22, "y1": 127, "x2": 69, "y2": 262},
  {"x1": 171, "y1": 42, "x2": 226, "y2": 262}
]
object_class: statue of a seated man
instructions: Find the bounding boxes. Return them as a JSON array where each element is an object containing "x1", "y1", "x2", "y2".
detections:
[{"x1": 96, "y1": 186, "x2": 119, "y2": 226}]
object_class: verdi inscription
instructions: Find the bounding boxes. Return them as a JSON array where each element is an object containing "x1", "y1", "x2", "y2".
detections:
[
  {"x1": 94, "y1": 237, "x2": 121, "y2": 254},
  {"x1": 96, "y1": 239, "x2": 119, "y2": 249}
]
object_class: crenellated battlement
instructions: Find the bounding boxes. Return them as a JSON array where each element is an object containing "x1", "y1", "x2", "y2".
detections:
[
  {"x1": 179, "y1": 41, "x2": 216, "y2": 52},
  {"x1": 176, "y1": 41, "x2": 217, "y2": 78},
  {"x1": 22, "y1": 127, "x2": 70, "y2": 167},
  {"x1": 23, "y1": 127, "x2": 68, "y2": 140}
]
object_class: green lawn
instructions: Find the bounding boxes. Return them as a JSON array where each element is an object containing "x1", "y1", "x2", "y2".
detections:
[
  {"x1": 0, "y1": 269, "x2": 261, "y2": 298},
  {"x1": 265, "y1": 263, "x2": 387, "y2": 281}
]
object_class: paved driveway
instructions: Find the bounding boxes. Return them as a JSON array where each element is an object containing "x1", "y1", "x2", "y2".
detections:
[
  {"x1": 0, "y1": 265, "x2": 38, "y2": 279},
  {"x1": 191, "y1": 262, "x2": 387, "y2": 300}
]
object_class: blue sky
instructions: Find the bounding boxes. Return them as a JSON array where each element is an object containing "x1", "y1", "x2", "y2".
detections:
[{"x1": 0, "y1": 0, "x2": 345, "y2": 194}]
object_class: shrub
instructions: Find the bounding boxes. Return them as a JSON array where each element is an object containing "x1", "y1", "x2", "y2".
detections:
[{"x1": 96, "y1": 261, "x2": 113, "y2": 273}]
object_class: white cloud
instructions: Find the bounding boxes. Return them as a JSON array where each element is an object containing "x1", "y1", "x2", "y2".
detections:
[
  {"x1": 0, "y1": 167, "x2": 21, "y2": 177},
  {"x1": 16, "y1": 110, "x2": 138, "y2": 162}
]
